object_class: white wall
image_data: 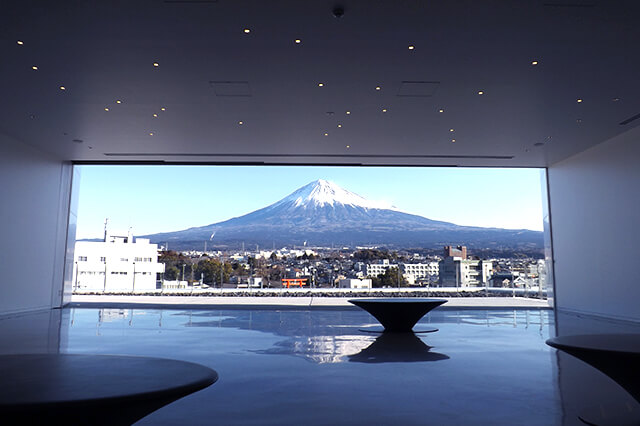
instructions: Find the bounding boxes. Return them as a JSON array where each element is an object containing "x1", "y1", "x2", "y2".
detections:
[
  {"x1": 548, "y1": 126, "x2": 640, "y2": 321},
  {"x1": 0, "y1": 133, "x2": 72, "y2": 315},
  {"x1": 62, "y1": 166, "x2": 79, "y2": 305}
]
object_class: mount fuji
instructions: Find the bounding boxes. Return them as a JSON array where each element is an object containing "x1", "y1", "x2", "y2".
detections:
[{"x1": 144, "y1": 179, "x2": 543, "y2": 250}]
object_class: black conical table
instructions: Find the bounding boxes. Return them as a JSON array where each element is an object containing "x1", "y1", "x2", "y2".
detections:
[
  {"x1": 0, "y1": 354, "x2": 218, "y2": 425},
  {"x1": 546, "y1": 334, "x2": 640, "y2": 426},
  {"x1": 349, "y1": 298, "x2": 447, "y2": 332}
]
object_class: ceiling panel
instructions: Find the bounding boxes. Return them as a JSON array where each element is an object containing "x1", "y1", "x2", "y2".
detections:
[{"x1": 1, "y1": 0, "x2": 639, "y2": 167}]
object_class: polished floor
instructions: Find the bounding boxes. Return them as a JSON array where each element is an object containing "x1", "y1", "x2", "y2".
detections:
[{"x1": 2, "y1": 307, "x2": 639, "y2": 425}]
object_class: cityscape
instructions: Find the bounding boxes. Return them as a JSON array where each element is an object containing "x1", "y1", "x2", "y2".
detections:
[{"x1": 72, "y1": 226, "x2": 547, "y2": 296}]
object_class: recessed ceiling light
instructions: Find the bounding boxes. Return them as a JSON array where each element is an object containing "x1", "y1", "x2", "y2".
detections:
[
  {"x1": 478, "y1": 91, "x2": 484, "y2": 95},
  {"x1": 531, "y1": 60, "x2": 539, "y2": 66},
  {"x1": 337, "y1": 124, "x2": 342, "y2": 128},
  {"x1": 408, "y1": 45, "x2": 415, "y2": 50},
  {"x1": 59, "y1": 86, "x2": 66, "y2": 90},
  {"x1": 451, "y1": 139, "x2": 456, "y2": 143},
  {"x1": 17, "y1": 40, "x2": 24, "y2": 45},
  {"x1": 324, "y1": 133, "x2": 329, "y2": 136},
  {"x1": 153, "y1": 62, "x2": 159, "y2": 67},
  {"x1": 346, "y1": 145, "x2": 350, "y2": 149},
  {"x1": 116, "y1": 100, "x2": 122, "y2": 104},
  {"x1": 438, "y1": 109, "x2": 444, "y2": 113},
  {"x1": 449, "y1": 128, "x2": 454, "y2": 132},
  {"x1": 149, "y1": 132, "x2": 154, "y2": 136},
  {"x1": 612, "y1": 97, "x2": 620, "y2": 102},
  {"x1": 295, "y1": 39, "x2": 301, "y2": 44},
  {"x1": 375, "y1": 86, "x2": 381, "y2": 91},
  {"x1": 382, "y1": 109, "x2": 387, "y2": 113},
  {"x1": 153, "y1": 114, "x2": 158, "y2": 118},
  {"x1": 32, "y1": 66, "x2": 38, "y2": 70},
  {"x1": 577, "y1": 98, "x2": 583, "y2": 103},
  {"x1": 160, "y1": 107, "x2": 166, "y2": 111},
  {"x1": 244, "y1": 28, "x2": 251, "y2": 34},
  {"x1": 238, "y1": 121, "x2": 243, "y2": 125},
  {"x1": 318, "y1": 83, "x2": 324, "y2": 87},
  {"x1": 346, "y1": 111, "x2": 351, "y2": 115},
  {"x1": 104, "y1": 107, "x2": 109, "y2": 112}
]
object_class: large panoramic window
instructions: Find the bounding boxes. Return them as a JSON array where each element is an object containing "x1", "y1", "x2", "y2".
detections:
[{"x1": 69, "y1": 165, "x2": 550, "y2": 296}]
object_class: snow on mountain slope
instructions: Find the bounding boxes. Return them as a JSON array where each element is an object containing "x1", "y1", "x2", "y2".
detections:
[{"x1": 272, "y1": 179, "x2": 398, "y2": 211}]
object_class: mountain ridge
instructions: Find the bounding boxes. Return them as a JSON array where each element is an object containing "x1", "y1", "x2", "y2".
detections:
[{"x1": 143, "y1": 179, "x2": 543, "y2": 250}]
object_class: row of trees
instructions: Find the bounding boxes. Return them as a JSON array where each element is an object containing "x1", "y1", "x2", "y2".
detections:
[
  {"x1": 352, "y1": 249, "x2": 405, "y2": 262},
  {"x1": 159, "y1": 251, "x2": 233, "y2": 286},
  {"x1": 194, "y1": 259, "x2": 233, "y2": 286},
  {"x1": 159, "y1": 251, "x2": 289, "y2": 286}
]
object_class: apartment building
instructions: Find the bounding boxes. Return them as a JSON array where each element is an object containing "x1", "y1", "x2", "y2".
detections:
[
  {"x1": 73, "y1": 229, "x2": 164, "y2": 292},
  {"x1": 438, "y1": 246, "x2": 492, "y2": 287},
  {"x1": 364, "y1": 259, "x2": 397, "y2": 278},
  {"x1": 399, "y1": 262, "x2": 440, "y2": 285}
]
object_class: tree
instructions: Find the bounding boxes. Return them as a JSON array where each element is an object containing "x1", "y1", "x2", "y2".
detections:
[
  {"x1": 371, "y1": 267, "x2": 407, "y2": 288},
  {"x1": 164, "y1": 266, "x2": 180, "y2": 281},
  {"x1": 159, "y1": 250, "x2": 193, "y2": 281},
  {"x1": 194, "y1": 258, "x2": 231, "y2": 287},
  {"x1": 248, "y1": 256, "x2": 268, "y2": 278},
  {"x1": 232, "y1": 262, "x2": 248, "y2": 282},
  {"x1": 353, "y1": 249, "x2": 396, "y2": 262},
  {"x1": 268, "y1": 264, "x2": 285, "y2": 286}
]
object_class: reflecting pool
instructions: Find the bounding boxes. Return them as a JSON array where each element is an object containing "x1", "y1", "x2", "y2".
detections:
[{"x1": 60, "y1": 308, "x2": 561, "y2": 425}]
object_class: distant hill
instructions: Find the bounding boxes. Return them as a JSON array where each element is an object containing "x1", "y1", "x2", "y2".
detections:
[{"x1": 143, "y1": 179, "x2": 543, "y2": 251}]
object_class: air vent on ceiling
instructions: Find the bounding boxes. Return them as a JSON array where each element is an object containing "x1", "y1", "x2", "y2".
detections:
[
  {"x1": 543, "y1": 2, "x2": 596, "y2": 7},
  {"x1": 619, "y1": 113, "x2": 640, "y2": 126},
  {"x1": 163, "y1": 1, "x2": 218, "y2": 4},
  {"x1": 209, "y1": 81, "x2": 252, "y2": 97},
  {"x1": 397, "y1": 81, "x2": 440, "y2": 97},
  {"x1": 103, "y1": 153, "x2": 514, "y2": 160}
]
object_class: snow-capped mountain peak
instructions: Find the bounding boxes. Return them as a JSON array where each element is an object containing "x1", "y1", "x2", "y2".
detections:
[
  {"x1": 144, "y1": 178, "x2": 544, "y2": 250},
  {"x1": 277, "y1": 179, "x2": 396, "y2": 210}
]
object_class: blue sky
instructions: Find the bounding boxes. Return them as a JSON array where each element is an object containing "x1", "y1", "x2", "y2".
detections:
[{"x1": 75, "y1": 165, "x2": 546, "y2": 239}]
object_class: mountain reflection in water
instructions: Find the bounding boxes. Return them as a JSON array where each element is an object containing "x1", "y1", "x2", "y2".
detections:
[
  {"x1": 81, "y1": 308, "x2": 548, "y2": 365},
  {"x1": 252, "y1": 335, "x2": 375, "y2": 364}
]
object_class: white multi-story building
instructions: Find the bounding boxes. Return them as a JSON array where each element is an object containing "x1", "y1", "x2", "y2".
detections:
[
  {"x1": 365, "y1": 259, "x2": 397, "y2": 277},
  {"x1": 72, "y1": 228, "x2": 164, "y2": 292},
  {"x1": 400, "y1": 262, "x2": 440, "y2": 284},
  {"x1": 439, "y1": 257, "x2": 493, "y2": 287},
  {"x1": 438, "y1": 246, "x2": 492, "y2": 287}
]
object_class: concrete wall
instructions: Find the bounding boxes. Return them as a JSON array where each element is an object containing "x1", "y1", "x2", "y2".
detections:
[
  {"x1": 0, "y1": 133, "x2": 72, "y2": 315},
  {"x1": 548, "y1": 126, "x2": 640, "y2": 321}
]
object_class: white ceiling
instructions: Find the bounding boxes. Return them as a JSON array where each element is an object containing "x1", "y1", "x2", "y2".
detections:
[{"x1": 1, "y1": 0, "x2": 639, "y2": 167}]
